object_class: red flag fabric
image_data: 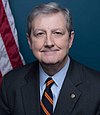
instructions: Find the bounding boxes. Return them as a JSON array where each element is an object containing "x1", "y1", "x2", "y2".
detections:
[{"x1": 0, "y1": 0, "x2": 25, "y2": 84}]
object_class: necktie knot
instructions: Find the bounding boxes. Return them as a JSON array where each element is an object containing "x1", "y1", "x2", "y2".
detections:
[{"x1": 46, "y1": 78, "x2": 54, "y2": 88}]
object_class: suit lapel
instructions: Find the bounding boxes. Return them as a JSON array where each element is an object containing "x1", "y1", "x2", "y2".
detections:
[
  {"x1": 21, "y1": 62, "x2": 41, "y2": 115},
  {"x1": 54, "y1": 77, "x2": 81, "y2": 115},
  {"x1": 54, "y1": 58, "x2": 83, "y2": 115}
]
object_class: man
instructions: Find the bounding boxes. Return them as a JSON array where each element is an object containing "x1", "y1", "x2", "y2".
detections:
[{"x1": 0, "y1": 2, "x2": 100, "y2": 115}]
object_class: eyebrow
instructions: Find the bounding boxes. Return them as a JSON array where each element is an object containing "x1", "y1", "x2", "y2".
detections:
[{"x1": 33, "y1": 28, "x2": 65, "y2": 32}]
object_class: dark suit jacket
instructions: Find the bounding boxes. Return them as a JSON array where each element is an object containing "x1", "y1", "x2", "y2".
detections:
[{"x1": 0, "y1": 58, "x2": 100, "y2": 115}]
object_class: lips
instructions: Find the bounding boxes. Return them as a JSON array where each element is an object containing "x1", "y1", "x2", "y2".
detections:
[
  {"x1": 40, "y1": 49, "x2": 59, "y2": 56},
  {"x1": 40, "y1": 49, "x2": 59, "y2": 52}
]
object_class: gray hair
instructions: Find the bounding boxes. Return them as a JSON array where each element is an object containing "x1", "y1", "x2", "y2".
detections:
[{"x1": 27, "y1": 2, "x2": 73, "y2": 36}]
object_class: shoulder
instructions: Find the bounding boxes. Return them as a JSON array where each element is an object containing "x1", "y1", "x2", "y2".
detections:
[
  {"x1": 70, "y1": 57, "x2": 100, "y2": 81},
  {"x1": 1, "y1": 61, "x2": 39, "y2": 88},
  {"x1": 4, "y1": 62, "x2": 33, "y2": 79}
]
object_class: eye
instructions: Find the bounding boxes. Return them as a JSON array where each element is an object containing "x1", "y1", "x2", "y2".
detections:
[
  {"x1": 53, "y1": 31, "x2": 64, "y2": 38},
  {"x1": 54, "y1": 32, "x2": 63, "y2": 35},
  {"x1": 36, "y1": 32, "x2": 44, "y2": 36},
  {"x1": 34, "y1": 32, "x2": 45, "y2": 38}
]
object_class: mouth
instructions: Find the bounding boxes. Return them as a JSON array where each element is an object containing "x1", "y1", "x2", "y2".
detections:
[
  {"x1": 40, "y1": 49, "x2": 59, "y2": 55},
  {"x1": 40, "y1": 49, "x2": 59, "y2": 52}
]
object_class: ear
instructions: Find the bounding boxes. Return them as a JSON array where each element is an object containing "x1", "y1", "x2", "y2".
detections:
[
  {"x1": 69, "y1": 31, "x2": 75, "y2": 48},
  {"x1": 26, "y1": 33, "x2": 32, "y2": 49}
]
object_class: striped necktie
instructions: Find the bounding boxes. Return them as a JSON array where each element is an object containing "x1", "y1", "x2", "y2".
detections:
[{"x1": 40, "y1": 78, "x2": 54, "y2": 115}]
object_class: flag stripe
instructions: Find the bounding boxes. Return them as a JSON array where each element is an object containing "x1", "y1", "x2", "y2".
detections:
[
  {"x1": 0, "y1": 34, "x2": 12, "y2": 76},
  {"x1": 0, "y1": 71, "x2": 2, "y2": 87},
  {"x1": 0, "y1": 71, "x2": 2, "y2": 80},
  {"x1": 2, "y1": 0, "x2": 19, "y2": 48},
  {"x1": 0, "y1": 0, "x2": 23, "y2": 68}
]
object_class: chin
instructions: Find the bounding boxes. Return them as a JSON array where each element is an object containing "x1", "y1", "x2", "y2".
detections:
[{"x1": 41, "y1": 60, "x2": 59, "y2": 65}]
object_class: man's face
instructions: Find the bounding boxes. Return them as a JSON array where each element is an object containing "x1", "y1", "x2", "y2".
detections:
[{"x1": 27, "y1": 12, "x2": 74, "y2": 65}]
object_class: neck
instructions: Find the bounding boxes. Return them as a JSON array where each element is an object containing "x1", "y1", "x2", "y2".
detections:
[{"x1": 40, "y1": 56, "x2": 68, "y2": 76}]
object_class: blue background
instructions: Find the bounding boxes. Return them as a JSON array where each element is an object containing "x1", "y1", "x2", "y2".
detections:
[{"x1": 9, "y1": 0, "x2": 100, "y2": 72}]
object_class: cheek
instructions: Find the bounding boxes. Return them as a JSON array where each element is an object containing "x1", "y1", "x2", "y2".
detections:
[
  {"x1": 31, "y1": 40, "x2": 44, "y2": 55},
  {"x1": 31, "y1": 43, "x2": 40, "y2": 58},
  {"x1": 56, "y1": 39, "x2": 70, "y2": 49}
]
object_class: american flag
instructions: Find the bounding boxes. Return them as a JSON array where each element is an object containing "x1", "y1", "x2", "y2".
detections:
[{"x1": 0, "y1": 0, "x2": 25, "y2": 85}]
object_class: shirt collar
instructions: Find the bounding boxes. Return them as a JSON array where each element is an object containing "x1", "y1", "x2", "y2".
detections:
[{"x1": 39, "y1": 56, "x2": 70, "y2": 90}]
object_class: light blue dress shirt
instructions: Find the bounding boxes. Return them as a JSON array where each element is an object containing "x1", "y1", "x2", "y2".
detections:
[{"x1": 39, "y1": 56, "x2": 70, "y2": 111}]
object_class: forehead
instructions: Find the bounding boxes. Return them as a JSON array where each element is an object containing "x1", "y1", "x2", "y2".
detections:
[{"x1": 31, "y1": 12, "x2": 66, "y2": 29}]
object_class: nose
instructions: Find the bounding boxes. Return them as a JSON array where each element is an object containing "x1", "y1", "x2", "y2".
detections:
[{"x1": 44, "y1": 34, "x2": 54, "y2": 48}]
